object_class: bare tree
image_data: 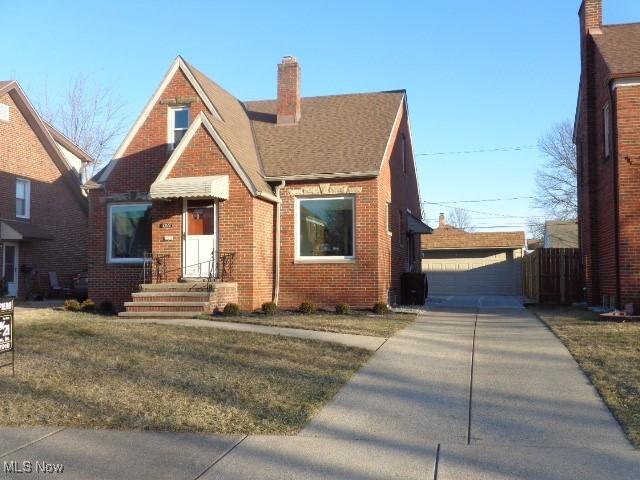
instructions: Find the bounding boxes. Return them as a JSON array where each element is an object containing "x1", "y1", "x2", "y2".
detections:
[
  {"x1": 447, "y1": 208, "x2": 474, "y2": 231},
  {"x1": 38, "y1": 75, "x2": 126, "y2": 179},
  {"x1": 533, "y1": 120, "x2": 578, "y2": 224}
]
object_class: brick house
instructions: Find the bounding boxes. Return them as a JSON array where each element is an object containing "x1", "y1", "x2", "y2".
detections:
[
  {"x1": 575, "y1": 0, "x2": 640, "y2": 308},
  {"x1": 0, "y1": 80, "x2": 90, "y2": 298},
  {"x1": 87, "y1": 56, "x2": 429, "y2": 315},
  {"x1": 421, "y1": 213, "x2": 525, "y2": 296}
]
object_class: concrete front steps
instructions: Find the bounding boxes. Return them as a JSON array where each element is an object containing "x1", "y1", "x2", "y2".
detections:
[{"x1": 118, "y1": 281, "x2": 238, "y2": 319}]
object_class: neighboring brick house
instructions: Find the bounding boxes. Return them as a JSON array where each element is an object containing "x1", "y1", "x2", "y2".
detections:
[
  {"x1": 87, "y1": 56, "x2": 429, "y2": 315},
  {"x1": 422, "y1": 213, "x2": 525, "y2": 296},
  {"x1": 575, "y1": 0, "x2": 640, "y2": 308},
  {"x1": 0, "y1": 80, "x2": 90, "y2": 298}
]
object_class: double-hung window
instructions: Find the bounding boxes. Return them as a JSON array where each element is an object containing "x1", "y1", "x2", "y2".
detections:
[
  {"x1": 296, "y1": 197, "x2": 355, "y2": 261},
  {"x1": 107, "y1": 203, "x2": 152, "y2": 263},
  {"x1": 169, "y1": 106, "x2": 189, "y2": 150},
  {"x1": 16, "y1": 179, "x2": 30, "y2": 219}
]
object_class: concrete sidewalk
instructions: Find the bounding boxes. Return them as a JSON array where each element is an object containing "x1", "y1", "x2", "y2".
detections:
[
  {"x1": 2, "y1": 297, "x2": 638, "y2": 479},
  {"x1": 112, "y1": 317, "x2": 387, "y2": 351}
]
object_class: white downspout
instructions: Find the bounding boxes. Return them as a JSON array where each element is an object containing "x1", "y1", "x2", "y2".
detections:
[{"x1": 273, "y1": 181, "x2": 285, "y2": 304}]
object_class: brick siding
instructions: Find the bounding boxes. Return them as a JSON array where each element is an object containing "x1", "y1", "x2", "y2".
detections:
[{"x1": 0, "y1": 91, "x2": 87, "y2": 298}]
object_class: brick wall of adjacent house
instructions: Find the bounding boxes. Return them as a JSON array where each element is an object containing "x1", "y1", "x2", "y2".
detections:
[
  {"x1": 377, "y1": 106, "x2": 422, "y2": 305},
  {"x1": 577, "y1": 26, "x2": 629, "y2": 307},
  {"x1": 613, "y1": 84, "x2": 640, "y2": 308},
  {"x1": 0, "y1": 91, "x2": 87, "y2": 298},
  {"x1": 88, "y1": 67, "x2": 276, "y2": 311}
]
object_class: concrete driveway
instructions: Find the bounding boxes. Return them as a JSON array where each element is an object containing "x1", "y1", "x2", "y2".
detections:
[{"x1": 2, "y1": 295, "x2": 638, "y2": 479}]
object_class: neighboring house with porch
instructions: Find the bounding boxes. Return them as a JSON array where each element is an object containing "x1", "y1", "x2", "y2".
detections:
[
  {"x1": 0, "y1": 80, "x2": 90, "y2": 298},
  {"x1": 87, "y1": 56, "x2": 429, "y2": 314},
  {"x1": 575, "y1": 0, "x2": 640, "y2": 308},
  {"x1": 421, "y1": 213, "x2": 525, "y2": 296}
]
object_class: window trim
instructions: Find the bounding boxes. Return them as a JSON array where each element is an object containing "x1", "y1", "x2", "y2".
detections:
[
  {"x1": 106, "y1": 202, "x2": 152, "y2": 264},
  {"x1": 386, "y1": 202, "x2": 393, "y2": 236},
  {"x1": 15, "y1": 178, "x2": 31, "y2": 219},
  {"x1": 294, "y1": 195, "x2": 356, "y2": 263},
  {"x1": 168, "y1": 105, "x2": 190, "y2": 151},
  {"x1": 603, "y1": 102, "x2": 612, "y2": 159}
]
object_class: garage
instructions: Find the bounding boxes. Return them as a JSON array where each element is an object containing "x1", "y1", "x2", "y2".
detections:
[{"x1": 422, "y1": 214, "x2": 525, "y2": 296}]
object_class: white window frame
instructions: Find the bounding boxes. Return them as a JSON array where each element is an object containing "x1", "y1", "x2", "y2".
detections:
[
  {"x1": 294, "y1": 196, "x2": 356, "y2": 263},
  {"x1": 603, "y1": 102, "x2": 612, "y2": 158},
  {"x1": 15, "y1": 179, "x2": 31, "y2": 219},
  {"x1": 168, "y1": 106, "x2": 190, "y2": 150},
  {"x1": 386, "y1": 202, "x2": 393, "y2": 236},
  {"x1": 107, "y1": 202, "x2": 152, "y2": 264}
]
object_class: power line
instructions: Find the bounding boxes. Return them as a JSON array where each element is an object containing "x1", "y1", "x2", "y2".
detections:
[
  {"x1": 422, "y1": 201, "x2": 543, "y2": 219},
  {"x1": 426, "y1": 196, "x2": 534, "y2": 204},
  {"x1": 416, "y1": 145, "x2": 537, "y2": 157}
]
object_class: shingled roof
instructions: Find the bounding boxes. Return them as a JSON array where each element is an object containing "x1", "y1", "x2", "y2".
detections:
[
  {"x1": 422, "y1": 226, "x2": 525, "y2": 250},
  {"x1": 244, "y1": 91, "x2": 404, "y2": 178},
  {"x1": 98, "y1": 57, "x2": 407, "y2": 197},
  {"x1": 593, "y1": 23, "x2": 640, "y2": 76},
  {"x1": 186, "y1": 62, "x2": 272, "y2": 196}
]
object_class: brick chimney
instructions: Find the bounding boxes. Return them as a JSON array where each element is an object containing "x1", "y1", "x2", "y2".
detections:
[
  {"x1": 277, "y1": 56, "x2": 301, "y2": 125},
  {"x1": 439, "y1": 213, "x2": 445, "y2": 228},
  {"x1": 579, "y1": 0, "x2": 602, "y2": 38}
]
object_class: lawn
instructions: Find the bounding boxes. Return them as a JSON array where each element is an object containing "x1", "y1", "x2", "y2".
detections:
[
  {"x1": 530, "y1": 305, "x2": 640, "y2": 448},
  {"x1": 211, "y1": 312, "x2": 416, "y2": 337},
  {"x1": 0, "y1": 310, "x2": 371, "y2": 434}
]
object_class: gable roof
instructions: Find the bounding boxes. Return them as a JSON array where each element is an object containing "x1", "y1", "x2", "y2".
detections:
[
  {"x1": 593, "y1": 23, "x2": 640, "y2": 76},
  {"x1": 153, "y1": 112, "x2": 277, "y2": 201},
  {"x1": 544, "y1": 221, "x2": 578, "y2": 249},
  {"x1": 244, "y1": 91, "x2": 405, "y2": 179},
  {"x1": 185, "y1": 62, "x2": 272, "y2": 196},
  {"x1": 98, "y1": 57, "x2": 409, "y2": 194},
  {"x1": 0, "y1": 80, "x2": 88, "y2": 211},
  {"x1": 422, "y1": 226, "x2": 525, "y2": 250},
  {"x1": 43, "y1": 121, "x2": 93, "y2": 165}
]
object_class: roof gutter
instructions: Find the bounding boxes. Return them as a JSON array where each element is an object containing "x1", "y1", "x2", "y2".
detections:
[{"x1": 264, "y1": 171, "x2": 379, "y2": 182}]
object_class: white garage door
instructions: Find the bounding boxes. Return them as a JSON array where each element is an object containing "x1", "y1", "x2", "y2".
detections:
[{"x1": 422, "y1": 249, "x2": 522, "y2": 296}]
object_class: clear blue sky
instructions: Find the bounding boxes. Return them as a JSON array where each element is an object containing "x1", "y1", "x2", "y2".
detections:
[{"x1": 2, "y1": 0, "x2": 639, "y2": 236}]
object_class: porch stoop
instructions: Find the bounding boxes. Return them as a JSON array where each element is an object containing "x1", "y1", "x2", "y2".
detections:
[{"x1": 119, "y1": 282, "x2": 238, "y2": 319}]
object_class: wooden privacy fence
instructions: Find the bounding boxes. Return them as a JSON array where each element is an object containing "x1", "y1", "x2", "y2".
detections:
[{"x1": 523, "y1": 249, "x2": 582, "y2": 304}]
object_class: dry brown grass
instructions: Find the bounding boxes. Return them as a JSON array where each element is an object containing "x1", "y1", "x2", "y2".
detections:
[
  {"x1": 213, "y1": 312, "x2": 415, "y2": 337},
  {"x1": 0, "y1": 310, "x2": 370, "y2": 434},
  {"x1": 531, "y1": 305, "x2": 640, "y2": 448}
]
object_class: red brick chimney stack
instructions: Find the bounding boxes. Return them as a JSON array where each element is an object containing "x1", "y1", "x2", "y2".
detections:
[
  {"x1": 277, "y1": 56, "x2": 301, "y2": 125},
  {"x1": 580, "y1": 0, "x2": 603, "y2": 37},
  {"x1": 439, "y1": 213, "x2": 445, "y2": 228}
]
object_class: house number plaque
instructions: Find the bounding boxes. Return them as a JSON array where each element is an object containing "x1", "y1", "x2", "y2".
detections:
[{"x1": 160, "y1": 223, "x2": 173, "y2": 229}]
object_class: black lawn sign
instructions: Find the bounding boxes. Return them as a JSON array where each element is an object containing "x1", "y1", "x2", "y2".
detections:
[{"x1": 0, "y1": 298, "x2": 14, "y2": 376}]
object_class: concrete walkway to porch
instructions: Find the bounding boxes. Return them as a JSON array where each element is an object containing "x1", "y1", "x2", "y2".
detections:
[{"x1": 111, "y1": 316, "x2": 387, "y2": 351}]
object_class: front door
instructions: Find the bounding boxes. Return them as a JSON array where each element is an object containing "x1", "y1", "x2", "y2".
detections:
[
  {"x1": 2, "y1": 243, "x2": 19, "y2": 297},
  {"x1": 183, "y1": 199, "x2": 216, "y2": 278}
]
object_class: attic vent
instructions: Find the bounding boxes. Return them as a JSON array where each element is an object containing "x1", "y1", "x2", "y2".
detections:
[{"x1": 0, "y1": 103, "x2": 9, "y2": 122}]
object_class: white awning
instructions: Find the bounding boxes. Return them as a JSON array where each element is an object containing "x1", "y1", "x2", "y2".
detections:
[{"x1": 149, "y1": 176, "x2": 229, "y2": 200}]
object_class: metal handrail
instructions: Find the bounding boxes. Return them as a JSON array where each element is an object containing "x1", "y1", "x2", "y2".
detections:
[{"x1": 139, "y1": 250, "x2": 235, "y2": 290}]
